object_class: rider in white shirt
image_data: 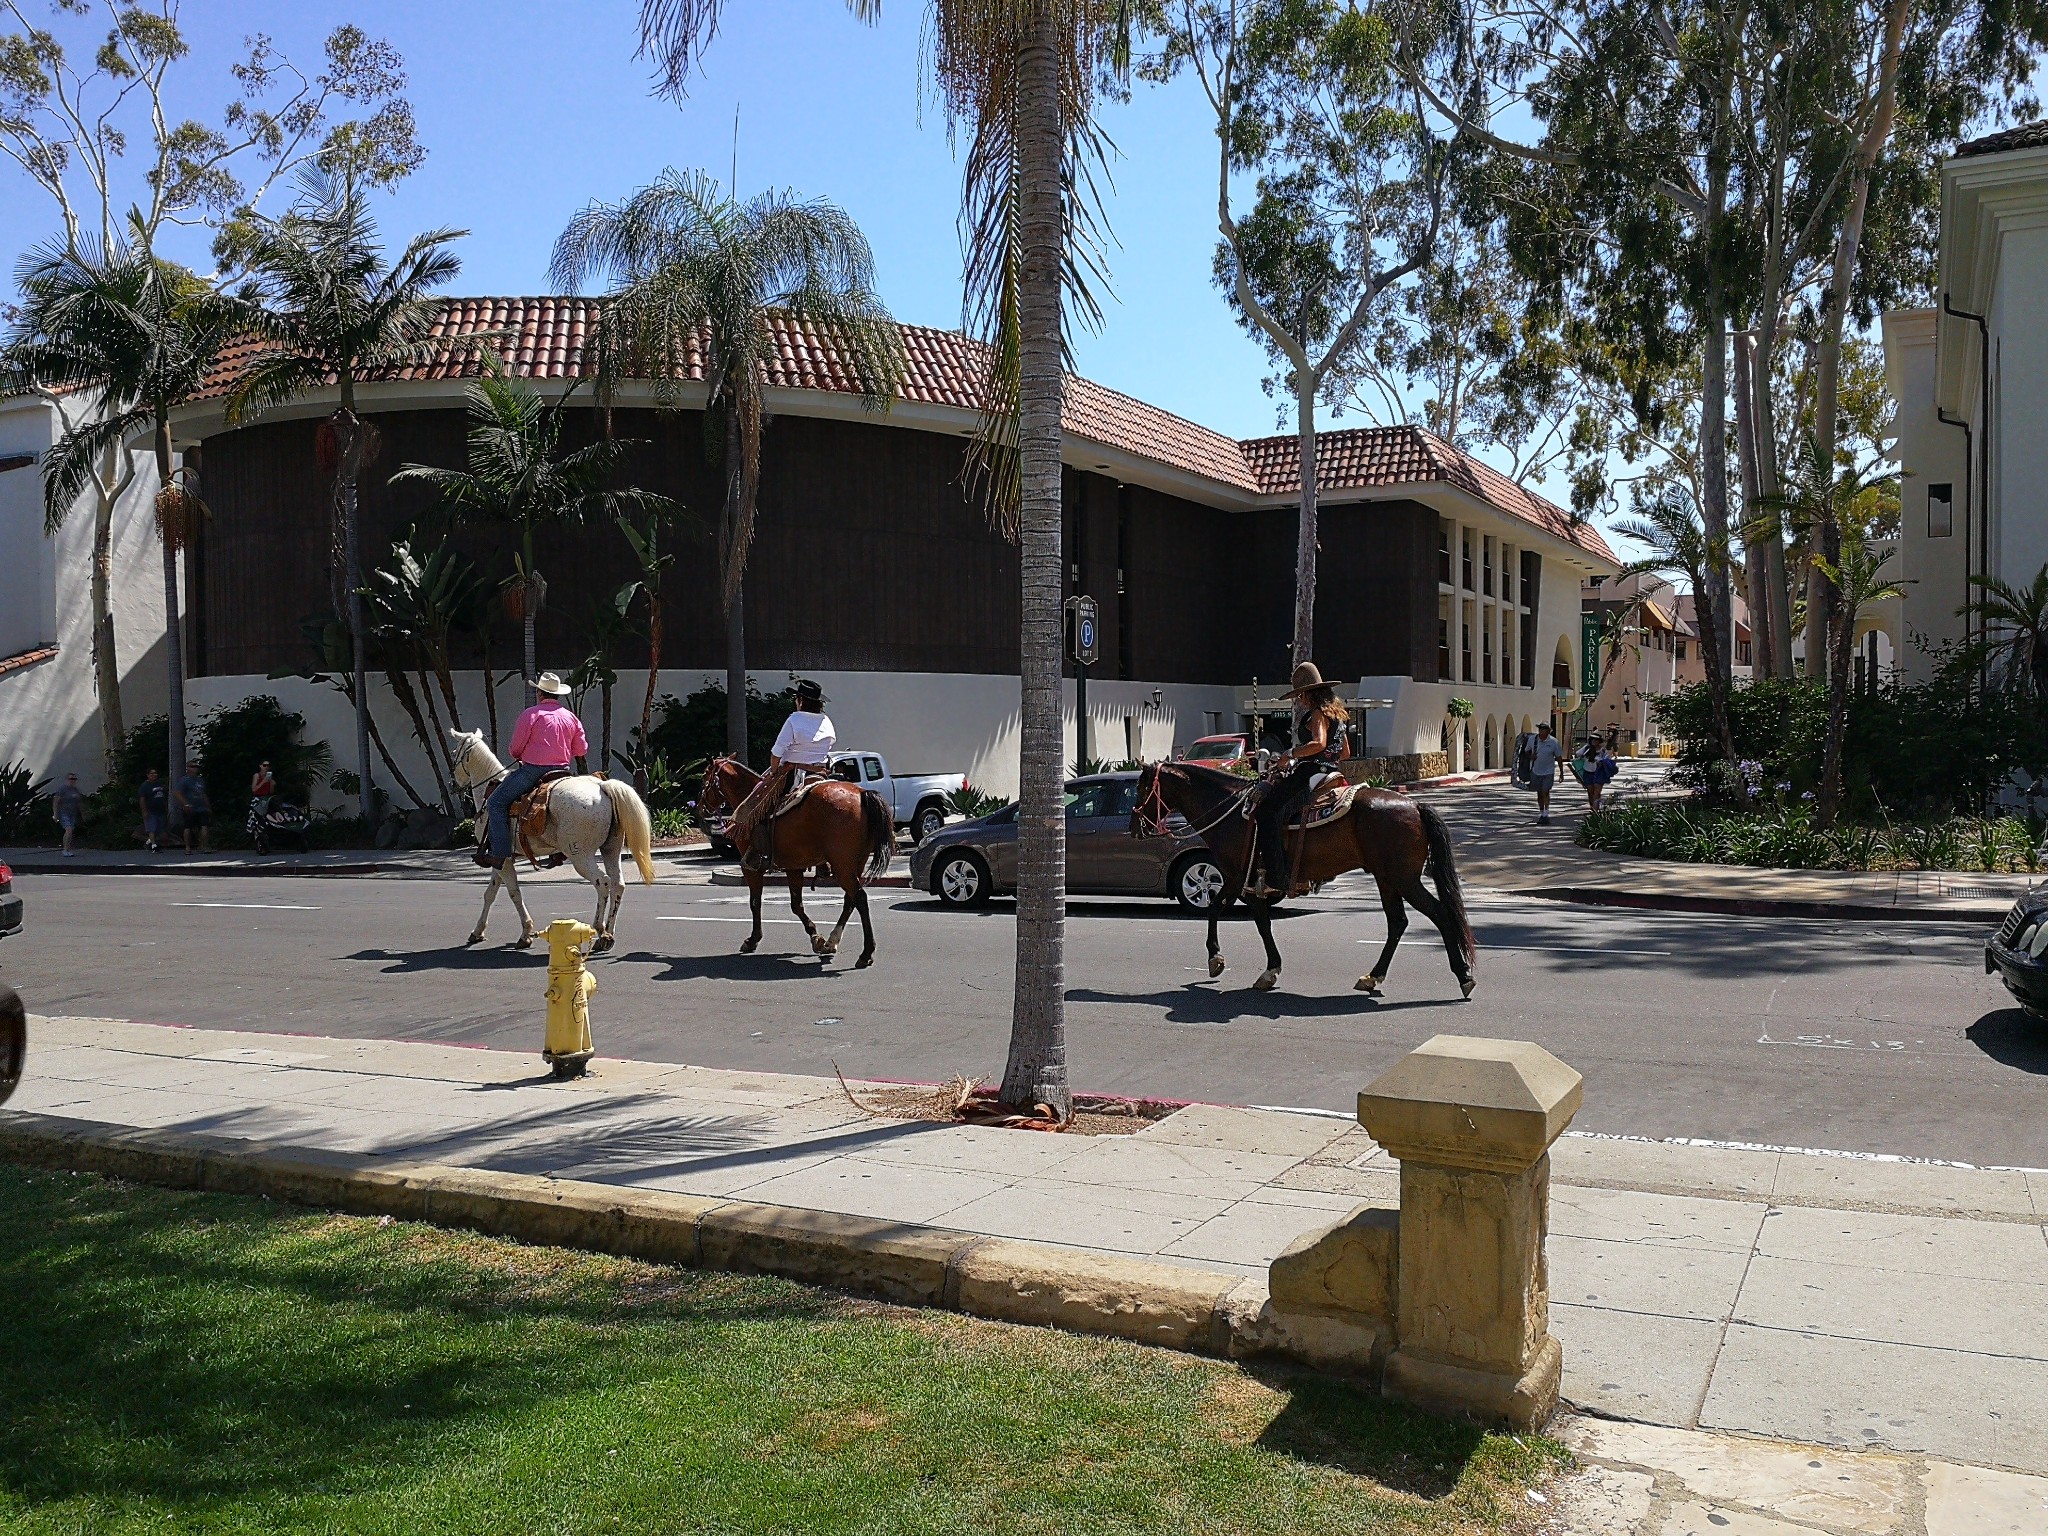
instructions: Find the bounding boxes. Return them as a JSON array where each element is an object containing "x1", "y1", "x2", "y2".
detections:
[{"x1": 739, "y1": 680, "x2": 835, "y2": 870}]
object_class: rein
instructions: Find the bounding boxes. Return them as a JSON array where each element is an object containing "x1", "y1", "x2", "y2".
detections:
[{"x1": 1139, "y1": 768, "x2": 1253, "y2": 841}]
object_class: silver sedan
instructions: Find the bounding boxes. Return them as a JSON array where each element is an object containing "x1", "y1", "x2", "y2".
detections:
[{"x1": 908, "y1": 772, "x2": 1229, "y2": 911}]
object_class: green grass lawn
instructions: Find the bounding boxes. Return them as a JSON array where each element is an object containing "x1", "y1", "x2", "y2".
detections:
[{"x1": 0, "y1": 1167, "x2": 1568, "y2": 1534}]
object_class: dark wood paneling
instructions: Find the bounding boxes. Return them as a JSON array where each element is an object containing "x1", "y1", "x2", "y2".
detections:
[{"x1": 1314, "y1": 499, "x2": 1437, "y2": 682}]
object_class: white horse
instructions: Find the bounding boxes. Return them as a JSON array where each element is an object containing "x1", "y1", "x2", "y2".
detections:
[{"x1": 447, "y1": 730, "x2": 656, "y2": 953}]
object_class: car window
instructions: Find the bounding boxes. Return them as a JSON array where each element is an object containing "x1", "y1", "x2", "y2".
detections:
[
  {"x1": 863, "y1": 756, "x2": 885, "y2": 782},
  {"x1": 1066, "y1": 783, "x2": 1105, "y2": 819},
  {"x1": 831, "y1": 759, "x2": 860, "y2": 782},
  {"x1": 1107, "y1": 780, "x2": 1139, "y2": 817}
]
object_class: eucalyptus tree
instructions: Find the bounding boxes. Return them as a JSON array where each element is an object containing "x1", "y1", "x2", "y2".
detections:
[
  {"x1": 1146, "y1": 0, "x2": 1453, "y2": 670},
  {"x1": 219, "y1": 168, "x2": 463, "y2": 828},
  {"x1": 635, "y1": 0, "x2": 1125, "y2": 1121},
  {"x1": 0, "y1": 3, "x2": 421, "y2": 776},
  {"x1": 389, "y1": 364, "x2": 675, "y2": 708},
  {"x1": 548, "y1": 170, "x2": 902, "y2": 762},
  {"x1": 5, "y1": 240, "x2": 234, "y2": 808},
  {"x1": 1612, "y1": 487, "x2": 1738, "y2": 765}
]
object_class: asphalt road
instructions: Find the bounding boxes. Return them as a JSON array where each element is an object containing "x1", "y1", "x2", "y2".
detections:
[{"x1": 3, "y1": 861, "x2": 2042, "y2": 1165}]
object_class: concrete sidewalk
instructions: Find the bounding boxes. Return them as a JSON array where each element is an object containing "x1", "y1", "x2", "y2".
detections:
[
  {"x1": 0, "y1": 845, "x2": 720, "y2": 881},
  {"x1": 1419, "y1": 778, "x2": 2034, "y2": 921},
  {"x1": 10, "y1": 1014, "x2": 2048, "y2": 1483}
]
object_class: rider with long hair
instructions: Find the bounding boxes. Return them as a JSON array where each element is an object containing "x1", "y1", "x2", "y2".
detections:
[{"x1": 1250, "y1": 662, "x2": 1349, "y2": 899}]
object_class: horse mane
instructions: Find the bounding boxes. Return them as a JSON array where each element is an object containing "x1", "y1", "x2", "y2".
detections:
[{"x1": 1166, "y1": 760, "x2": 1255, "y2": 796}]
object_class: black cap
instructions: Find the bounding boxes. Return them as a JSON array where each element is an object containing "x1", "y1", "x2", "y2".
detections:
[{"x1": 794, "y1": 678, "x2": 824, "y2": 707}]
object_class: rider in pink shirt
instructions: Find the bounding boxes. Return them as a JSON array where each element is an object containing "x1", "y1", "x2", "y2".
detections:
[{"x1": 485, "y1": 672, "x2": 589, "y2": 864}]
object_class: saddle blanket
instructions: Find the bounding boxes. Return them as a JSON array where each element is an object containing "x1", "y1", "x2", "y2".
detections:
[
  {"x1": 1288, "y1": 777, "x2": 1358, "y2": 832},
  {"x1": 766, "y1": 773, "x2": 831, "y2": 820}
]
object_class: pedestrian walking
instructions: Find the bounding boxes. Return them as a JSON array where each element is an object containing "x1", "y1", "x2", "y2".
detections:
[
  {"x1": 1580, "y1": 737, "x2": 1619, "y2": 812},
  {"x1": 138, "y1": 769, "x2": 167, "y2": 852},
  {"x1": 52, "y1": 773, "x2": 84, "y2": 855},
  {"x1": 1528, "y1": 722, "x2": 1566, "y2": 825},
  {"x1": 175, "y1": 767, "x2": 211, "y2": 852}
]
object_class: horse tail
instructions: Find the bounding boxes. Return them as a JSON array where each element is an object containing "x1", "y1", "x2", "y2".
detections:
[
  {"x1": 1419, "y1": 801, "x2": 1475, "y2": 975},
  {"x1": 860, "y1": 788, "x2": 894, "y2": 883},
  {"x1": 603, "y1": 779, "x2": 657, "y2": 885}
]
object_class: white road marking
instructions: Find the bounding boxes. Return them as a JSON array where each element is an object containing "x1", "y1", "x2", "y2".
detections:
[
  {"x1": 169, "y1": 902, "x2": 321, "y2": 911},
  {"x1": 657, "y1": 915, "x2": 805, "y2": 925}
]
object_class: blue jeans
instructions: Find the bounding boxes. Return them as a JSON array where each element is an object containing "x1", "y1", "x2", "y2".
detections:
[{"x1": 487, "y1": 761, "x2": 553, "y2": 860}]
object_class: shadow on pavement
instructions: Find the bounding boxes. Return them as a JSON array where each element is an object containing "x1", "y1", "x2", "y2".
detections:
[
  {"x1": 1964, "y1": 1009, "x2": 2048, "y2": 1075},
  {"x1": 611, "y1": 950, "x2": 845, "y2": 983},
  {"x1": 348, "y1": 946, "x2": 544, "y2": 973},
  {"x1": 1069, "y1": 983, "x2": 1453, "y2": 1023}
]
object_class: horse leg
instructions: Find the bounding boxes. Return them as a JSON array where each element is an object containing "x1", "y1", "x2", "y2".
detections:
[
  {"x1": 788, "y1": 870, "x2": 824, "y2": 954},
  {"x1": 740, "y1": 872, "x2": 765, "y2": 954},
  {"x1": 1404, "y1": 877, "x2": 1476, "y2": 998},
  {"x1": 470, "y1": 865, "x2": 502, "y2": 945},
  {"x1": 505, "y1": 862, "x2": 536, "y2": 948},
  {"x1": 1205, "y1": 891, "x2": 1231, "y2": 978},
  {"x1": 821, "y1": 866, "x2": 857, "y2": 961},
  {"x1": 570, "y1": 850, "x2": 612, "y2": 954},
  {"x1": 1250, "y1": 897, "x2": 1283, "y2": 991},
  {"x1": 599, "y1": 841, "x2": 626, "y2": 947},
  {"x1": 1358, "y1": 875, "x2": 1409, "y2": 993},
  {"x1": 850, "y1": 881, "x2": 876, "y2": 969}
]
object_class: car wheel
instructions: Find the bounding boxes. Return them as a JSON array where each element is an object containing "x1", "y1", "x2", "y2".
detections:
[
  {"x1": 934, "y1": 850, "x2": 991, "y2": 907},
  {"x1": 1172, "y1": 852, "x2": 1229, "y2": 912},
  {"x1": 915, "y1": 802, "x2": 948, "y2": 842}
]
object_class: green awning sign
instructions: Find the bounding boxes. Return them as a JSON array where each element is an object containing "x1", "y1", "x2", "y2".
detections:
[{"x1": 1581, "y1": 612, "x2": 1602, "y2": 697}]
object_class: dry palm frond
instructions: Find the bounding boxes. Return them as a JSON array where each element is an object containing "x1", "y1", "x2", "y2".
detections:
[{"x1": 154, "y1": 476, "x2": 208, "y2": 554}]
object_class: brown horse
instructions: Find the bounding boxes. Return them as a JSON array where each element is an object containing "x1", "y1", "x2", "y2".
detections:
[
  {"x1": 698, "y1": 757, "x2": 895, "y2": 968},
  {"x1": 1132, "y1": 761, "x2": 1476, "y2": 997}
]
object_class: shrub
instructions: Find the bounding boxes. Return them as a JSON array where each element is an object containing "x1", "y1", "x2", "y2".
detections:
[
  {"x1": 195, "y1": 695, "x2": 332, "y2": 806},
  {"x1": 1578, "y1": 800, "x2": 2039, "y2": 872},
  {"x1": 636, "y1": 681, "x2": 802, "y2": 782},
  {"x1": 0, "y1": 760, "x2": 50, "y2": 840},
  {"x1": 947, "y1": 783, "x2": 1007, "y2": 819}
]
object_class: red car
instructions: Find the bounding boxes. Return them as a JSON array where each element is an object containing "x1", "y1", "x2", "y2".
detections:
[
  {"x1": 1178, "y1": 734, "x2": 1254, "y2": 768},
  {"x1": 0, "y1": 860, "x2": 17, "y2": 943}
]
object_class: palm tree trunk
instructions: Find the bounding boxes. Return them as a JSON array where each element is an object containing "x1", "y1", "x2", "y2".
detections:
[
  {"x1": 725, "y1": 583, "x2": 748, "y2": 762},
  {"x1": 639, "y1": 595, "x2": 663, "y2": 790},
  {"x1": 89, "y1": 467, "x2": 125, "y2": 776},
  {"x1": 524, "y1": 608, "x2": 538, "y2": 707},
  {"x1": 153, "y1": 417, "x2": 186, "y2": 830},
  {"x1": 480, "y1": 624, "x2": 501, "y2": 753},
  {"x1": 999, "y1": 12, "x2": 1072, "y2": 1122}
]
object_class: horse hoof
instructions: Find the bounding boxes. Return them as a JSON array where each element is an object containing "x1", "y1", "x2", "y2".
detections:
[
  {"x1": 466, "y1": 933, "x2": 483, "y2": 947},
  {"x1": 514, "y1": 935, "x2": 534, "y2": 951},
  {"x1": 855, "y1": 954, "x2": 874, "y2": 969},
  {"x1": 1252, "y1": 969, "x2": 1279, "y2": 992},
  {"x1": 1460, "y1": 975, "x2": 1476, "y2": 999},
  {"x1": 590, "y1": 934, "x2": 614, "y2": 955},
  {"x1": 1356, "y1": 974, "x2": 1380, "y2": 993},
  {"x1": 1208, "y1": 955, "x2": 1226, "y2": 979},
  {"x1": 739, "y1": 938, "x2": 760, "y2": 955},
  {"x1": 810, "y1": 935, "x2": 828, "y2": 955}
]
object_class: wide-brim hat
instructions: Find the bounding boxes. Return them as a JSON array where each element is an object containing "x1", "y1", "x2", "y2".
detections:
[
  {"x1": 530, "y1": 671, "x2": 572, "y2": 697},
  {"x1": 1283, "y1": 662, "x2": 1331, "y2": 699},
  {"x1": 793, "y1": 677, "x2": 825, "y2": 703}
]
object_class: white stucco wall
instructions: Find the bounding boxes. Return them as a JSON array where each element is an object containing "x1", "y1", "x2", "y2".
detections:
[{"x1": 0, "y1": 395, "x2": 169, "y2": 789}]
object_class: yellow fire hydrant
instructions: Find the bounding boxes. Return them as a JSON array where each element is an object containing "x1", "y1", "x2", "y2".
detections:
[{"x1": 543, "y1": 918, "x2": 597, "y2": 1079}]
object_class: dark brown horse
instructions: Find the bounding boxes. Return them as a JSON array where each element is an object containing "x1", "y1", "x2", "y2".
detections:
[
  {"x1": 1132, "y1": 761, "x2": 1476, "y2": 997},
  {"x1": 698, "y1": 757, "x2": 895, "y2": 968}
]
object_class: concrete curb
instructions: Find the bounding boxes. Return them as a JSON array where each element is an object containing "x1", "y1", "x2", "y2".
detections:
[
  {"x1": 0, "y1": 1110, "x2": 1278, "y2": 1367},
  {"x1": 1520, "y1": 884, "x2": 2009, "y2": 924},
  {"x1": 3, "y1": 856, "x2": 425, "y2": 877}
]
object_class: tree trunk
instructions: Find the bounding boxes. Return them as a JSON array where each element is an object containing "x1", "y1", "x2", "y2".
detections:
[
  {"x1": 1292, "y1": 373, "x2": 1319, "y2": 669},
  {"x1": 999, "y1": 12, "x2": 1072, "y2": 1123},
  {"x1": 481, "y1": 625, "x2": 500, "y2": 753},
  {"x1": 725, "y1": 583, "x2": 748, "y2": 763},
  {"x1": 1701, "y1": 319, "x2": 1734, "y2": 685},
  {"x1": 1814, "y1": 0, "x2": 1908, "y2": 826},
  {"x1": 1751, "y1": 330, "x2": 1797, "y2": 678},
  {"x1": 331, "y1": 400, "x2": 376, "y2": 830},
  {"x1": 154, "y1": 417, "x2": 187, "y2": 827},
  {"x1": 386, "y1": 664, "x2": 452, "y2": 810},
  {"x1": 89, "y1": 468, "x2": 125, "y2": 776},
  {"x1": 639, "y1": 596, "x2": 663, "y2": 791},
  {"x1": 1732, "y1": 331, "x2": 1774, "y2": 676},
  {"x1": 601, "y1": 676, "x2": 615, "y2": 775}
]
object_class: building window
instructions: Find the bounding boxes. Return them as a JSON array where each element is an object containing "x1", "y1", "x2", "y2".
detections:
[
  {"x1": 1439, "y1": 521, "x2": 1452, "y2": 584},
  {"x1": 1501, "y1": 547, "x2": 1514, "y2": 604},
  {"x1": 1676, "y1": 639, "x2": 1688, "y2": 661},
  {"x1": 1928, "y1": 483, "x2": 1954, "y2": 539},
  {"x1": 1461, "y1": 533, "x2": 1473, "y2": 591},
  {"x1": 1482, "y1": 624, "x2": 1494, "y2": 684},
  {"x1": 1438, "y1": 613, "x2": 1451, "y2": 681},
  {"x1": 1482, "y1": 537, "x2": 1494, "y2": 596},
  {"x1": 1520, "y1": 612, "x2": 1536, "y2": 688}
]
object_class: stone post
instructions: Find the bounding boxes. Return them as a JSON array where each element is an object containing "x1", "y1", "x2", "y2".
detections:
[{"x1": 1357, "y1": 1034, "x2": 1582, "y2": 1430}]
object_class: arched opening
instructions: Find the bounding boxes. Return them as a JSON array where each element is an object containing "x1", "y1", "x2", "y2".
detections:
[
  {"x1": 1482, "y1": 716, "x2": 1498, "y2": 768},
  {"x1": 1463, "y1": 719, "x2": 1476, "y2": 772}
]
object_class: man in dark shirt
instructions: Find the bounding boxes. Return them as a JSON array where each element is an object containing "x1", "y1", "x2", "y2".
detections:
[
  {"x1": 175, "y1": 769, "x2": 211, "y2": 852},
  {"x1": 138, "y1": 769, "x2": 167, "y2": 852}
]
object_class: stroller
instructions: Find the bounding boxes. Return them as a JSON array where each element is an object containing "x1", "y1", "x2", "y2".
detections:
[{"x1": 248, "y1": 795, "x2": 310, "y2": 854}]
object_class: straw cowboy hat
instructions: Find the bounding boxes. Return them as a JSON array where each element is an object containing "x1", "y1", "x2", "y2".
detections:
[
  {"x1": 1283, "y1": 661, "x2": 1333, "y2": 699},
  {"x1": 529, "y1": 671, "x2": 572, "y2": 697}
]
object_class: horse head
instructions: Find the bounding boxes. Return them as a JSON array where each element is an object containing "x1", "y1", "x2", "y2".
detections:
[
  {"x1": 697, "y1": 755, "x2": 751, "y2": 818},
  {"x1": 446, "y1": 729, "x2": 500, "y2": 793},
  {"x1": 1130, "y1": 762, "x2": 1173, "y2": 838}
]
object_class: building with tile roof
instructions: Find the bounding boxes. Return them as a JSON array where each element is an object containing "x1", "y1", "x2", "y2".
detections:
[{"x1": 7, "y1": 298, "x2": 1619, "y2": 798}]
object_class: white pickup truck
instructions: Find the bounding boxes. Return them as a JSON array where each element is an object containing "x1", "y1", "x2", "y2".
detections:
[{"x1": 826, "y1": 751, "x2": 967, "y2": 842}]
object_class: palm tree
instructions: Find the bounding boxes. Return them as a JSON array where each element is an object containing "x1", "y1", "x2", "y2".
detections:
[
  {"x1": 549, "y1": 170, "x2": 903, "y2": 762},
  {"x1": 1613, "y1": 488, "x2": 1738, "y2": 768},
  {"x1": 613, "y1": 500, "x2": 699, "y2": 787},
  {"x1": 220, "y1": 168, "x2": 466, "y2": 828},
  {"x1": 7, "y1": 239, "x2": 233, "y2": 813},
  {"x1": 388, "y1": 363, "x2": 675, "y2": 701},
  {"x1": 1961, "y1": 568, "x2": 2048, "y2": 703},
  {"x1": 637, "y1": 0, "x2": 1122, "y2": 1122}
]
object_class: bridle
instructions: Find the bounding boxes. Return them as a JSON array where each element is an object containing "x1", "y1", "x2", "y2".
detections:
[
  {"x1": 1132, "y1": 765, "x2": 1251, "y2": 842},
  {"x1": 449, "y1": 732, "x2": 508, "y2": 809}
]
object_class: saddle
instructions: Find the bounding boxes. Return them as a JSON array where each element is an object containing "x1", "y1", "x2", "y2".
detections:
[
  {"x1": 510, "y1": 768, "x2": 575, "y2": 855},
  {"x1": 1288, "y1": 772, "x2": 1358, "y2": 832}
]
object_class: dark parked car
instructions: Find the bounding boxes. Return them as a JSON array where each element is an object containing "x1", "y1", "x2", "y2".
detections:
[
  {"x1": 0, "y1": 860, "x2": 19, "y2": 945},
  {"x1": 1985, "y1": 888, "x2": 2048, "y2": 1016},
  {"x1": 908, "y1": 772, "x2": 1229, "y2": 911}
]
